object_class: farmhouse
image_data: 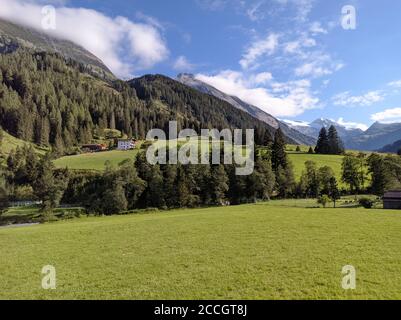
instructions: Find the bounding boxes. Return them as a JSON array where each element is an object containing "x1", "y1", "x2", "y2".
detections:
[
  {"x1": 117, "y1": 139, "x2": 136, "y2": 151},
  {"x1": 383, "y1": 190, "x2": 401, "y2": 209},
  {"x1": 81, "y1": 144, "x2": 107, "y2": 153}
]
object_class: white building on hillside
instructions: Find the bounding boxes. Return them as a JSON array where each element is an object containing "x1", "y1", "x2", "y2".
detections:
[{"x1": 117, "y1": 139, "x2": 136, "y2": 151}]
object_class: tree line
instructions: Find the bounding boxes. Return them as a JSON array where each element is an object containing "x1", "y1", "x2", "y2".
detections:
[{"x1": 0, "y1": 129, "x2": 295, "y2": 216}]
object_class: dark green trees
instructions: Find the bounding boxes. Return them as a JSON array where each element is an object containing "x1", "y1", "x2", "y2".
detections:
[
  {"x1": 271, "y1": 128, "x2": 287, "y2": 172},
  {"x1": 33, "y1": 155, "x2": 69, "y2": 213},
  {"x1": 315, "y1": 126, "x2": 344, "y2": 155},
  {"x1": 210, "y1": 165, "x2": 229, "y2": 206},
  {"x1": 327, "y1": 126, "x2": 344, "y2": 155},
  {"x1": 271, "y1": 129, "x2": 295, "y2": 197},
  {"x1": 0, "y1": 168, "x2": 8, "y2": 215},
  {"x1": 341, "y1": 155, "x2": 362, "y2": 195},
  {"x1": 315, "y1": 127, "x2": 330, "y2": 154}
]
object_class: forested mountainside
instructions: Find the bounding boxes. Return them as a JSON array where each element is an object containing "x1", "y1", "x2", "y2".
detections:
[
  {"x1": 0, "y1": 49, "x2": 278, "y2": 154},
  {"x1": 129, "y1": 74, "x2": 278, "y2": 145},
  {"x1": 378, "y1": 139, "x2": 401, "y2": 153},
  {"x1": 0, "y1": 18, "x2": 114, "y2": 81}
]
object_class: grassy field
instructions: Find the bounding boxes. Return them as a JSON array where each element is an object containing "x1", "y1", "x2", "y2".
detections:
[
  {"x1": 1, "y1": 201, "x2": 401, "y2": 300},
  {"x1": 54, "y1": 150, "x2": 139, "y2": 171},
  {"x1": 0, "y1": 131, "x2": 47, "y2": 158},
  {"x1": 288, "y1": 152, "x2": 344, "y2": 180}
]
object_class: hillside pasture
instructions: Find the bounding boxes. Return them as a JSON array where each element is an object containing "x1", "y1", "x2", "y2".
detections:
[{"x1": 54, "y1": 150, "x2": 139, "y2": 171}]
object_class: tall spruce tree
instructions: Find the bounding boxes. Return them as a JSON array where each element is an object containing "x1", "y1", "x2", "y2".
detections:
[
  {"x1": 327, "y1": 125, "x2": 344, "y2": 155},
  {"x1": 271, "y1": 128, "x2": 288, "y2": 172},
  {"x1": 315, "y1": 127, "x2": 330, "y2": 154},
  {"x1": 210, "y1": 165, "x2": 229, "y2": 205}
]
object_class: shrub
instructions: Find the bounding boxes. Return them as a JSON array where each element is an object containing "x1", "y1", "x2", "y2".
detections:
[
  {"x1": 317, "y1": 195, "x2": 330, "y2": 208},
  {"x1": 359, "y1": 198, "x2": 374, "y2": 209}
]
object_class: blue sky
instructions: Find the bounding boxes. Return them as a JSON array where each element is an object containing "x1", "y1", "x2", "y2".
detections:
[{"x1": 2, "y1": 0, "x2": 401, "y2": 129}]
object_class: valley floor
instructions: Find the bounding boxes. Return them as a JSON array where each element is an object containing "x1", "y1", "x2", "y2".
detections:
[{"x1": 1, "y1": 201, "x2": 401, "y2": 300}]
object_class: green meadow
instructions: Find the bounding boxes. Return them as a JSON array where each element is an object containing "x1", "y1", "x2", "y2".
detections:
[
  {"x1": 1, "y1": 200, "x2": 401, "y2": 300},
  {"x1": 54, "y1": 144, "x2": 347, "y2": 184},
  {"x1": 54, "y1": 150, "x2": 139, "y2": 171}
]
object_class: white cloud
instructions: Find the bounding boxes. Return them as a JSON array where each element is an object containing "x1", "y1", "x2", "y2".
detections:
[
  {"x1": 240, "y1": 33, "x2": 279, "y2": 69},
  {"x1": 195, "y1": 70, "x2": 319, "y2": 117},
  {"x1": 371, "y1": 108, "x2": 401, "y2": 124},
  {"x1": 294, "y1": 53, "x2": 344, "y2": 78},
  {"x1": 281, "y1": 119, "x2": 310, "y2": 127},
  {"x1": 249, "y1": 72, "x2": 273, "y2": 85},
  {"x1": 388, "y1": 80, "x2": 401, "y2": 88},
  {"x1": 332, "y1": 91, "x2": 385, "y2": 107},
  {"x1": 246, "y1": 1, "x2": 265, "y2": 21},
  {"x1": 336, "y1": 118, "x2": 368, "y2": 131},
  {"x1": 309, "y1": 21, "x2": 327, "y2": 35},
  {"x1": 0, "y1": 0, "x2": 169, "y2": 78},
  {"x1": 173, "y1": 56, "x2": 194, "y2": 71}
]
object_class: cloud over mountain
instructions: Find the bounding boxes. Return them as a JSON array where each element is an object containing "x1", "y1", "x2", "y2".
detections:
[{"x1": 0, "y1": 0, "x2": 169, "y2": 78}]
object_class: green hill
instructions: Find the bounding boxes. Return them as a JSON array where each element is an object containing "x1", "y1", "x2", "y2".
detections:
[
  {"x1": 288, "y1": 152, "x2": 344, "y2": 180},
  {"x1": 54, "y1": 150, "x2": 139, "y2": 171},
  {"x1": 1, "y1": 201, "x2": 401, "y2": 299},
  {"x1": 0, "y1": 130, "x2": 47, "y2": 157}
]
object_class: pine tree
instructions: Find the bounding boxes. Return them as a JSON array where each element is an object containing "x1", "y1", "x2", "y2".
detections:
[
  {"x1": 327, "y1": 125, "x2": 344, "y2": 155},
  {"x1": 102, "y1": 179, "x2": 128, "y2": 215},
  {"x1": 315, "y1": 127, "x2": 330, "y2": 154},
  {"x1": 210, "y1": 165, "x2": 229, "y2": 205},
  {"x1": 33, "y1": 154, "x2": 69, "y2": 213},
  {"x1": 271, "y1": 128, "x2": 288, "y2": 172}
]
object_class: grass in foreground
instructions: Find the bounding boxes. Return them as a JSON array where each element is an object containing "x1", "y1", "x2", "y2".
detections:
[{"x1": 1, "y1": 201, "x2": 401, "y2": 300}]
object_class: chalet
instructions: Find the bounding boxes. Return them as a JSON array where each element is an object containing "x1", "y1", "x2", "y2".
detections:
[
  {"x1": 117, "y1": 139, "x2": 137, "y2": 151},
  {"x1": 383, "y1": 190, "x2": 401, "y2": 209},
  {"x1": 81, "y1": 144, "x2": 107, "y2": 153}
]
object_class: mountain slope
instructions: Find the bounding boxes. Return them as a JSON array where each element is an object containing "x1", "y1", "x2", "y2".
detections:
[
  {"x1": 378, "y1": 139, "x2": 401, "y2": 153},
  {"x1": 177, "y1": 74, "x2": 316, "y2": 146},
  {"x1": 347, "y1": 122, "x2": 401, "y2": 151},
  {"x1": 283, "y1": 118, "x2": 364, "y2": 142},
  {"x1": 0, "y1": 18, "x2": 115, "y2": 81},
  {"x1": 130, "y1": 74, "x2": 283, "y2": 145}
]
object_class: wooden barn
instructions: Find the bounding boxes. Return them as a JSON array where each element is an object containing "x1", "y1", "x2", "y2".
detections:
[{"x1": 383, "y1": 190, "x2": 401, "y2": 209}]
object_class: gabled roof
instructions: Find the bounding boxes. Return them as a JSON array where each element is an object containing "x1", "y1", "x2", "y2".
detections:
[{"x1": 383, "y1": 190, "x2": 401, "y2": 199}]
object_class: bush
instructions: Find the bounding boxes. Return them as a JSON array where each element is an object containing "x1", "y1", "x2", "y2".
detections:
[
  {"x1": 359, "y1": 198, "x2": 374, "y2": 209},
  {"x1": 317, "y1": 195, "x2": 330, "y2": 208}
]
